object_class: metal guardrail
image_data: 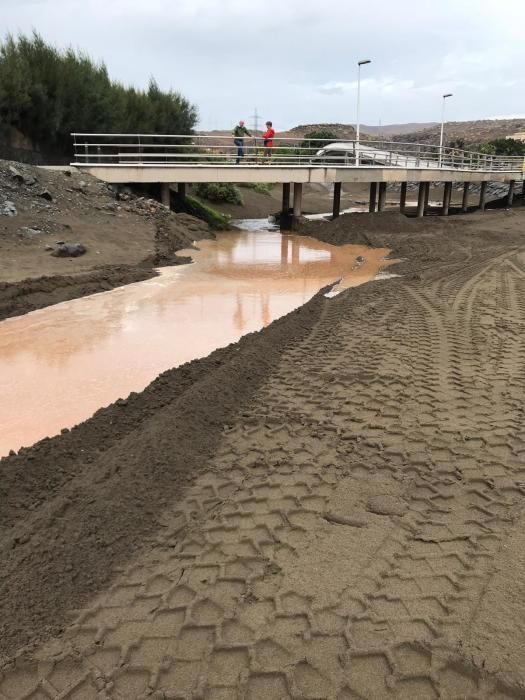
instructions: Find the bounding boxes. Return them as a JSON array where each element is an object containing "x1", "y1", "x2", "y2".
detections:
[{"x1": 71, "y1": 133, "x2": 524, "y2": 173}]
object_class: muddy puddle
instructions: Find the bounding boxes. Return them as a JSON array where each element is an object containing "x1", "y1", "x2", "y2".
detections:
[{"x1": 0, "y1": 225, "x2": 395, "y2": 456}]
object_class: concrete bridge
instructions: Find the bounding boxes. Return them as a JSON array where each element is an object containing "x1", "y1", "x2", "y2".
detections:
[{"x1": 72, "y1": 133, "x2": 525, "y2": 223}]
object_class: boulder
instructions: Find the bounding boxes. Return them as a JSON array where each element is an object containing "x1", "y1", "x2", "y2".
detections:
[
  {"x1": 50, "y1": 243, "x2": 87, "y2": 258},
  {"x1": 8, "y1": 165, "x2": 36, "y2": 186},
  {"x1": 1, "y1": 201, "x2": 18, "y2": 216},
  {"x1": 17, "y1": 227, "x2": 44, "y2": 239}
]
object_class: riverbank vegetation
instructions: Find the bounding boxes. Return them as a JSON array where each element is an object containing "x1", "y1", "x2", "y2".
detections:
[{"x1": 0, "y1": 32, "x2": 197, "y2": 158}]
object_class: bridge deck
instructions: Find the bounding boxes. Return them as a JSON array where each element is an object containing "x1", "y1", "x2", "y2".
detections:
[{"x1": 75, "y1": 164, "x2": 523, "y2": 185}]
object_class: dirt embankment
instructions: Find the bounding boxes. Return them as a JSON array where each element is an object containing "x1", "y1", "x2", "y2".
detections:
[{"x1": 0, "y1": 161, "x2": 212, "y2": 319}]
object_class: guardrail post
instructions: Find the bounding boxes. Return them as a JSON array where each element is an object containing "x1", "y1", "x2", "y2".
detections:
[
  {"x1": 442, "y1": 182, "x2": 452, "y2": 216},
  {"x1": 377, "y1": 182, "x2": 387, "y2": 212},
  {"x1": 479, "y1": 181, "x2": 487, "y2": 211},
  {"x1": 369, "y1": 182, "x2": 378, "y2": 213},
  {"x1": 332, "y1": 182, "x2": 342, "y2": 218},
  {"x1": 400, "y1": 182, "x2": 407, "y2": 214},
  {"x1": 462, "y1": 183, "x2": 469, "y2": 213},
  {"x1": 506, "y1": 180, "x2": 515, "y2": 208}
]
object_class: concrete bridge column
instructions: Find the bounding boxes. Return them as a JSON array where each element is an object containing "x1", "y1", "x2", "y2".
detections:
[
  {"x1": 400, "y1": 182, "x2": 407, "y2": 214},
  {"x1": 332, "y1": 182, "x2": 342, "y2": 218},
  {"x1": 424, "y1": 182, "x2": 430, "y2": 213},
  {"x1": 160, "y1": 183, "x2": 171, "y2": 208},
  {"x1": 442, "y1": 182, "x2": 453, "y2": 215},
  {"x1": 479, "y1": 182, "x2": 487, "y2": 211},
  {"x1": 462, "y1": 183, "x2": 469, "y2": 213},
  {"x1": 506, "y1": 180, "x2": 515, "y2": 208},
  {"x1": 369, "y1": 182, "x2": 378, "y2": 213},
  {"x1": 282, "y1": 183, "x2": 290, "y2": 213},
  {"x1": 293, "y1": 183, "x2": 303, "y2": 218},
  {"x1": 178, "y1": 183, "x2": 186, "y2": 198},
  {"x1": 417, "y1": 182, "x2": 429, "y2": 217},
  {"x1": 377, "y1": 182, "x2": 387, "y2": 212}
]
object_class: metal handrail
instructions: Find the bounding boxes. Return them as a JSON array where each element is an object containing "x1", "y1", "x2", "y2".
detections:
[{"x1": 71, "y1": 133, "x2": 524, "y2": 173}]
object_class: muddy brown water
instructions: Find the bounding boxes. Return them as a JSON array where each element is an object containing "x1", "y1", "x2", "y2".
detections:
[{"x1": 0, "y1": 225, "x2": 395, "y2": 456}]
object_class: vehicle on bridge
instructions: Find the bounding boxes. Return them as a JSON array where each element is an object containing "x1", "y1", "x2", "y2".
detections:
[{"x1": 312, "y1": 142, "x2": 442, "y2": 169}]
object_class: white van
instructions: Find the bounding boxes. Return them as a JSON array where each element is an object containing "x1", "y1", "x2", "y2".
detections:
[{"x1": 312, "y1": 142, "x2": 357, "y2": 165}]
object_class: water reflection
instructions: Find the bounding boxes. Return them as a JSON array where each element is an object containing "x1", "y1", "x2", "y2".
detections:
[{"x1": 0, "y1": 229, "x2": 395, "y2": 456}]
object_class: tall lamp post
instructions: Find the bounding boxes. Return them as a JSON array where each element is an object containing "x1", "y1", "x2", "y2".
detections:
[
  {"x1": 356, "y1": 59, "x2": 371, "y2": 164},
  {"x1": 439, "y1": 93, "x2": 453, "y2": 167}
]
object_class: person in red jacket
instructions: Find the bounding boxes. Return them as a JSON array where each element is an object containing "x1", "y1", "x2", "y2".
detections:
[{"x1": 262, "y1": 121, "x2": 275, "y2": 162}]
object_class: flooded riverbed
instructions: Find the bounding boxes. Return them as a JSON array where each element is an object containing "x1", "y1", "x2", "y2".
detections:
[{"x1": 0, "y1": 226, "x2": 395, "y2": 456}]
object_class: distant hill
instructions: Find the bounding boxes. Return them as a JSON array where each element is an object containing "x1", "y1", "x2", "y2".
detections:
[
  {"x1": 286, "y1": 122, "x2": 439, "y2": 138},
  {"x1": 200, "y1": 118, "x2": 525, "y2": 145},
  {"x1": 287, "y1": 123, "x2": 356, "y2": 138},
  {"x1": 361, "y1": 122, "x2": 438, "y2": 136},
  {"x1": 391, "y1": 119, "x2": 525, "y2": 146}
]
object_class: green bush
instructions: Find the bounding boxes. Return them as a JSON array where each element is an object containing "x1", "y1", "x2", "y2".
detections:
[
  {"x1": 195, "y1": 182, "x2": 243, "y2": 205},
  {"x1": 239, "y1": 182, "x2": 273, "y2": 195},
  {"x1": 300, "y1": 129, "x2": 339, "y2": 154},
  {"x1": 184, "y1": 195, "x2": 232, "y2": 230},
  {"x1": 0, "y1": 32, "x2": 197, "y2": 156},
  {"x1": 485, "y1": 138, "x2": 525, "y2": 157}
]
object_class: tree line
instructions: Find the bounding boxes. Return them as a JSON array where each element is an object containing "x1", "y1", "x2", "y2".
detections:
[{"x1": 0, "y1": 33, "x2": 197, "y2": 158}]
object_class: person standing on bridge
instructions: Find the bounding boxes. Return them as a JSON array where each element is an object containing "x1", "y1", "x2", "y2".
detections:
[
  {"x1": 262, "y1": 121, "x2": 275, "y2": 163},
  {"x1": 233, "y1": 120, "x2": 251, "y2": 164}
]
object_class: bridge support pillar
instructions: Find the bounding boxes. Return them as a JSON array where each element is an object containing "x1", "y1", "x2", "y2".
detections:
[
  {"x1": 160, "y1": 183, "x2": 171, "y2": 208},
  {"x1": 417, "y1": 182, "x2": 428, "y2": 217},
  {"x1": 293, "y1": 183, "x2": 303, "y2": 219},
  {"x1": 377, "y1": 182, "x2": 387, "y2": 212},
  {"x1": 332, "y1": 182, "x2": 342, "y2": 218},
  {"x1": 369, "y1": 182, "x2": 377, "y2": 213},
  {"x1": 522, "y1": 180, "x2": 525, "y2": 204},
  {"x1": 442, "y1": 182, "x2": 453, "y2": 215},
  {"x1": 282, "y1": 183, "x2": 290, "y2": 212},
  {"x1": 424, "y1": 182, "x2": 430, "y2": 212},
  {"x1": 479, "y1": 181, "x2": 487, "y2": 211},
  {"x1": 279, "y1": 184, "x2": 293, "y2": 230},
  {"x1": 178, "y1": 183, "x2": 187, "y2": 198},
  {"x1": 400, "y1": 182, "x2": 407, "y2": 214},
  {"x1": 506, "y1": 180, "x2": 515, "y2": 208},
  {"x1": 462, "y1": 183, "x2": 469, "y2": 212}
]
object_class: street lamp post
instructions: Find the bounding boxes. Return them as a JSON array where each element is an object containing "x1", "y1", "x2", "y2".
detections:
[
  {"x1": 356, "y1": 59, "x2": 371, "y2": 164},
  {"x1": 439, "y1": 93, "x2": 453, "y2": 167}
]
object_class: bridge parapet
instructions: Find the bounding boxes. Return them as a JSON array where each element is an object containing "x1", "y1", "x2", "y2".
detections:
[{"x1": 71, "y1": 133, "x2": 524, "y2": 174}]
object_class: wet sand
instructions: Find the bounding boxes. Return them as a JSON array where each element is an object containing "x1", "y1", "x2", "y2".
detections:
[{"x1": 2, "y1": 207, "x2": 525, "y2": 699}]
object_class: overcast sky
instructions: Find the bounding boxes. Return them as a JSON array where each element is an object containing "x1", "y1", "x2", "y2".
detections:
[{"x1": 3, "y1": 0, "x2": 524, "y2": 131}]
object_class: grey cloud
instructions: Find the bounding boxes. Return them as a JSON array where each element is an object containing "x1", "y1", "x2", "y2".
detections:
[{"x1": 2, "y1": 0, "x2": 525, "y2": 130}]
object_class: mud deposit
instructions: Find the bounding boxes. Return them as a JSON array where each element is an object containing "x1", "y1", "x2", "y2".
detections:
[
  {"x1": 0, "y1": 230, "x2": 392, "y2": 456},
  {"x1": 2, "y1": 207, "x2": 525, "y2": 700}
]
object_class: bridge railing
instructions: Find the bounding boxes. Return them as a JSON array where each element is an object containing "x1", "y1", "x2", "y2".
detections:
[{"x1": 71, "y1": 133, "x2": 524, "y2": 173}]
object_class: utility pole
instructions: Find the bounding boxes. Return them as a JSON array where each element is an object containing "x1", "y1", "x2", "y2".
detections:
[{"x1": 439, "y1": 93, "x2": 453, "y2": 167}]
